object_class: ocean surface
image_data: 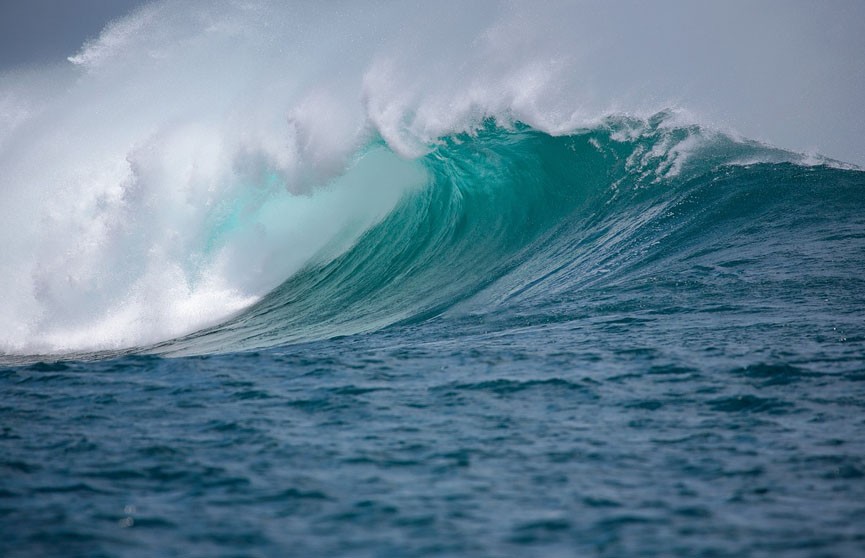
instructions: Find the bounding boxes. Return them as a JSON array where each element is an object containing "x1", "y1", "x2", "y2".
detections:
[
  {"x1": 2, "y1": 116, "x2": 865, "y2": 557},
  {"x1": 2, "y1": 2, "x2": 865, "y2": 556}
]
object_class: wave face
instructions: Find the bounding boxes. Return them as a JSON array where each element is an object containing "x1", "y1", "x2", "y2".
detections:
[
  {"x1": 151, "y1": 114, "x2": 865, "y2": 357},
  {"x1": 3, "y1": 111, "x2": 865, "y2": 357}
]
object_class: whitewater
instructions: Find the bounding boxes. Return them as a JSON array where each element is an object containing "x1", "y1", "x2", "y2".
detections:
[{"x1": 1, "y1": 1, "x2": 864, "y2": 557}]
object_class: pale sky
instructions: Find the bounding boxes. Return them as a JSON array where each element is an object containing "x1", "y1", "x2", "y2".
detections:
[
  {"x1": 1, "y1": 0, "x2": 864, "y2": 165},
  {"x1": 0, "y1": 0, "x2": 148, "y2": 68}
]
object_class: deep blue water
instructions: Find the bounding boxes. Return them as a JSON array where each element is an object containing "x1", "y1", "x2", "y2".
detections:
[{"x1": 3, "y1": 119, "x2": 865, "y2": 556}]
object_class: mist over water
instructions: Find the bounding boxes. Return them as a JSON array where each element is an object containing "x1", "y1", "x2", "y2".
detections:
[{"x1": 1, "y1": 0, "x2": 863, "y2": 354}]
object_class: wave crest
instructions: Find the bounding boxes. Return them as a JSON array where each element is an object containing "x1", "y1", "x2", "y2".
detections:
[{"x1": 1, "y1": 0, "x2": 862, "y2": 356}]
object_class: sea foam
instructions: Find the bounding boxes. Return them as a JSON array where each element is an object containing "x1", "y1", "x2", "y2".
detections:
[{"x1": 0, "y1": 0, "x2": 861, "y2": 354}]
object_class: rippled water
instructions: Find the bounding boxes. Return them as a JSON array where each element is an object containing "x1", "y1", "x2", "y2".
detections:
[
  {"x1": 3, "y1": 318, "x2": 865, "y2": 557},
  {"x1": 5, "y1": 210, "x2": 865, "y2": 557}
]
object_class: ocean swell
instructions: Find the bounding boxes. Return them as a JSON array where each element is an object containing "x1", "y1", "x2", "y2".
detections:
[
  {"x1": 0, "y1": 1, "x2": 862, "y2": 357},
  {"x1": 156, "y1": 116, "x2": 863, "y2": 356}
]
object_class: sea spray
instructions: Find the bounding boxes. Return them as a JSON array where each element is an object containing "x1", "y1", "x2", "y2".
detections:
[{"x1": 1, "y1": 0, "x2": 863, "y2": 354}]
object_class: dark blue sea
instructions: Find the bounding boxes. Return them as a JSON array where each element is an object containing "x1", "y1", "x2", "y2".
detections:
[{"x1": 2, "y1": 116, "x2": 865, "y2": 557}]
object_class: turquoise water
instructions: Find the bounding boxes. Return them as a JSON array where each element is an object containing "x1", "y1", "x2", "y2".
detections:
[{"x1": 2, "y1": 117, "x2": 865, "y2": 556}]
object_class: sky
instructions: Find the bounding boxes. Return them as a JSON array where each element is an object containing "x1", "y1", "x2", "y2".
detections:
[
  {"x1": 0, "y1": 0, "x2": 864, "y2": 165},
  {"x1": 0, "y1": 0, "x2": 148, "y2": 68}
]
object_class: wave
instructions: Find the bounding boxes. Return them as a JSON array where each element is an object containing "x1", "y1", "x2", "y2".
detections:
[
  {"x1": 151, "y1": 116, "x2": 864, "y2": 356},
  {"x1": 3, "y1": 111, "x2": 864, "y2": 358},
  {"x1": 1, "y1": 1, "x2": 863, "y2": 358}
]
